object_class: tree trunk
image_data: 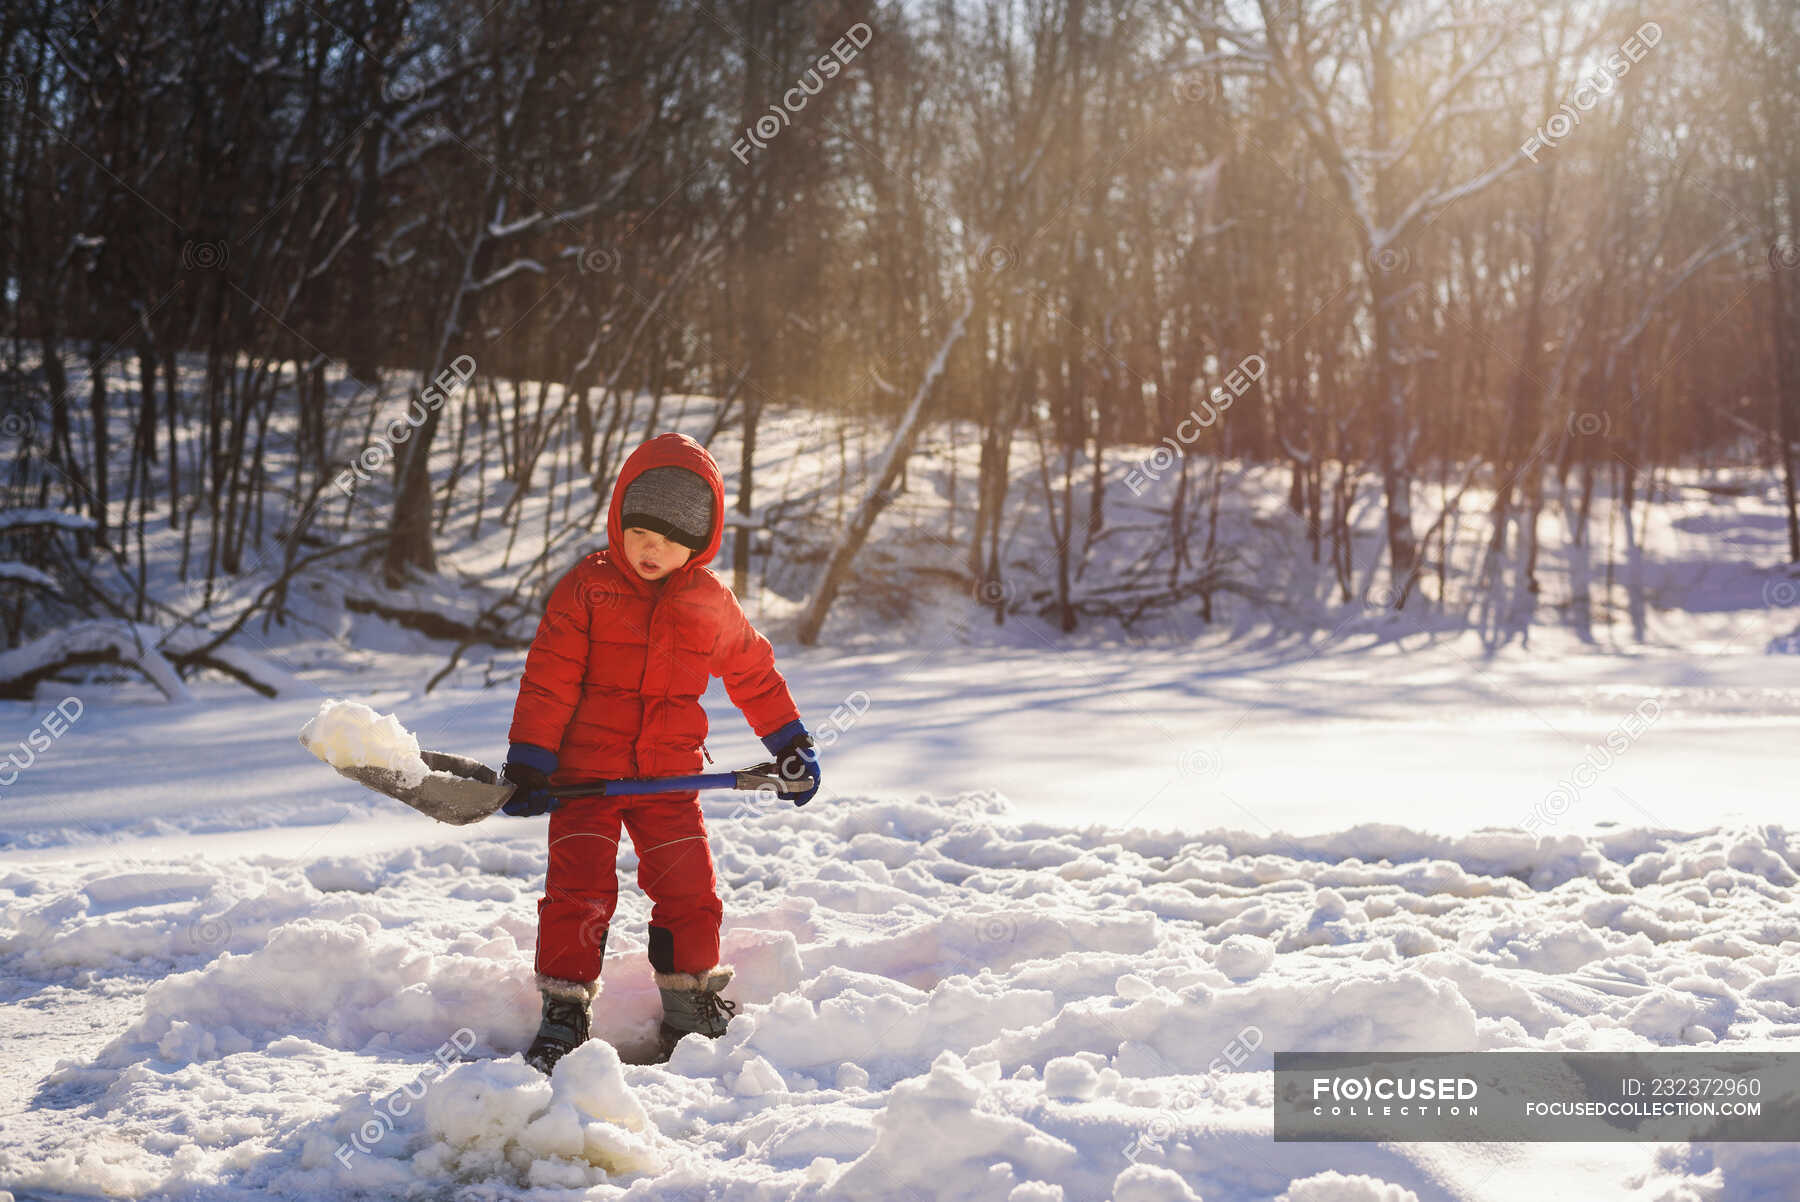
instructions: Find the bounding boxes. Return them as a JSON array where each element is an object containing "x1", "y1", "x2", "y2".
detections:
[
  {"x1": 797, "y1": 294, "x2": 971, "y2": 645},
  {"x1": 87, "y1": 342, "x2": 110, "y2": 546}
]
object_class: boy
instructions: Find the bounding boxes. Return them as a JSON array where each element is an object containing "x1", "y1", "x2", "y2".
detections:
[{"x1": 500, "y1": 431, "x2": 820, "y2": 1072}]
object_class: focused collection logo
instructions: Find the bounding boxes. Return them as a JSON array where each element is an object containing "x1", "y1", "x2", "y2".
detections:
[
  {"x1": 1310, "y1": 1074, "x2": 1480, "y2": 1118},
  {"x1": 1274, "y1": 1052, "x2": 1795, "y2": 1142}
]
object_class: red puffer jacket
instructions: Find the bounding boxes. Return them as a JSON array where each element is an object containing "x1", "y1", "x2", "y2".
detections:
[{"x1": 507, "y1": 433, "x2": 799, "y2": 781}]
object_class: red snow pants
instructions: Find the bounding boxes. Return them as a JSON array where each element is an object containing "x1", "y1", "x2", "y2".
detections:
[{"x1": 534, "y1": 791, "x2": 722, "y2": 984}]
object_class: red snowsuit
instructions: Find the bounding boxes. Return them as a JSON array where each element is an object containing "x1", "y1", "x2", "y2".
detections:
[{"x1": 509, "y1": 433, "x2": 799, "y2": 982}]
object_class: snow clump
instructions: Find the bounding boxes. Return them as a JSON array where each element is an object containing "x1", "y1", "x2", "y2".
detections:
[{"x1": 299, "y1": 699, "x2": 429, "y2": 787}]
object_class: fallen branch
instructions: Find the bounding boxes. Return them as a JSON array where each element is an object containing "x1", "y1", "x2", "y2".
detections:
[
  {"x1": 0, "y1": 621, "x2": 192, "y2": 702},
  {"x1": 344, "y1": 593, "x2": 528, "y2": 647},
  {"x1": 0, "y1": 562, "x2": 59, "y2": 591},
  {"x1": 424, "y1": 489, "x2": 612, "y2": 695},
  {"x1": 1032, "y1": 573, "x2": 1260, "y2": 629}
]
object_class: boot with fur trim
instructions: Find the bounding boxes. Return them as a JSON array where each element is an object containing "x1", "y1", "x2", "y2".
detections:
[
  {"x1": 525, "y1": 974, "x2": 598, "y2": 1075},
  {"x1": 652, "y1": 965, "x2": 736, "y2": 1062}
]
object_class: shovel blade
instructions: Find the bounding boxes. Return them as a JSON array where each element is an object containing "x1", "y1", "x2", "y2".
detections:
[{"x1": 305, "y1": 740, "x2": 514, "y2": 825}]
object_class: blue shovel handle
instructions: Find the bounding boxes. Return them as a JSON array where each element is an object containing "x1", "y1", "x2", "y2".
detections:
[
  {"x1": 544, "y1": 763, "x2": 802, "y2": 802},
  {"x1": 598, "y1": 772, "x2": 739, "y2": 796}
]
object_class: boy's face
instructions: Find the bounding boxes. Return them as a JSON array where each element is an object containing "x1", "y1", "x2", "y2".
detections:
[{"x1": 621, "y1": 527, "x2": 693, "y2": 581}]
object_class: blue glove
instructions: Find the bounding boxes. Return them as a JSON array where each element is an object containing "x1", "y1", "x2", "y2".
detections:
[
  {"x1": 761, "y1": 720, "x2": 820, "y2": 807},
  {"x1": 501, "y1": 743, "x2": 560, "y2": 816}
]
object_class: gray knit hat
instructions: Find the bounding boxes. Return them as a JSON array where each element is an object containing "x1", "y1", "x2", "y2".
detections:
[{"x1": 620, "y1": 465, "x2": 714, "y2": 551}]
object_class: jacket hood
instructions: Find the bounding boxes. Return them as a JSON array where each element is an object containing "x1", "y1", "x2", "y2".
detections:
[{"x1": 607, "y1": 433, "x2": 726, "y2": 574}]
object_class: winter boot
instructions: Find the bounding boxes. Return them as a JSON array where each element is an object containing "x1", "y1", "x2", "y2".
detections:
[
  {"x1": 652, "y1": 965, "x2": 737, "y2": 1063},
  {"x1": 525, "y1": 975, "x2": 598, "y2": 1075}
]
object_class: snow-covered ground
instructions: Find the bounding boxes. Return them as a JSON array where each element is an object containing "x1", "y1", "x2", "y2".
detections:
[
  {"x1": 6, "y1": 613, "x2": 1795, "y2": 853},
  {"x1": 5, "y1": 620, "x2": 1798, "y2": 1200},
  {"x1": 4, "y1": 356, "x2": 1799, "y2": 1198},
  {"x1": 6, "y1": 760, "x2": 1799, "y2": 1200}
]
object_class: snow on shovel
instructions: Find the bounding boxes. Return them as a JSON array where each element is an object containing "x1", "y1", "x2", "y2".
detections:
[{"x1": 299, "y1": 699, "x2": 800, "y2": 826}]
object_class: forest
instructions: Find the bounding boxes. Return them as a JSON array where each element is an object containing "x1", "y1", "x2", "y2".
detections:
[{"x1": 2, "y1": 0, "x2": 1796, "y2": 660}]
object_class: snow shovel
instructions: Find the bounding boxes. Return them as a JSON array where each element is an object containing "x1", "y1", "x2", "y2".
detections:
[{"x1": 305, "y1": 744, "x2": 804, "y2": 826}]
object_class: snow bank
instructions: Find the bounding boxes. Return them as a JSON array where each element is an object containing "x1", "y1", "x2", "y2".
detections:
[
  {"x1": 1280, "y1": 1172, "x2": 1421, "y2": 1202},
  {"x1": 84, "y1": 916, "x2": 533, "y2": 1066},
  {"x1": 298, "y1": 698, "x2": 429, "y2": 787},
  {"x1": 408, "y1": 1044, "x2": 663, "y2": 1187},
  {"x1": 831, "y1": 1049, "x2": 1077, "y2": 1199}
]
